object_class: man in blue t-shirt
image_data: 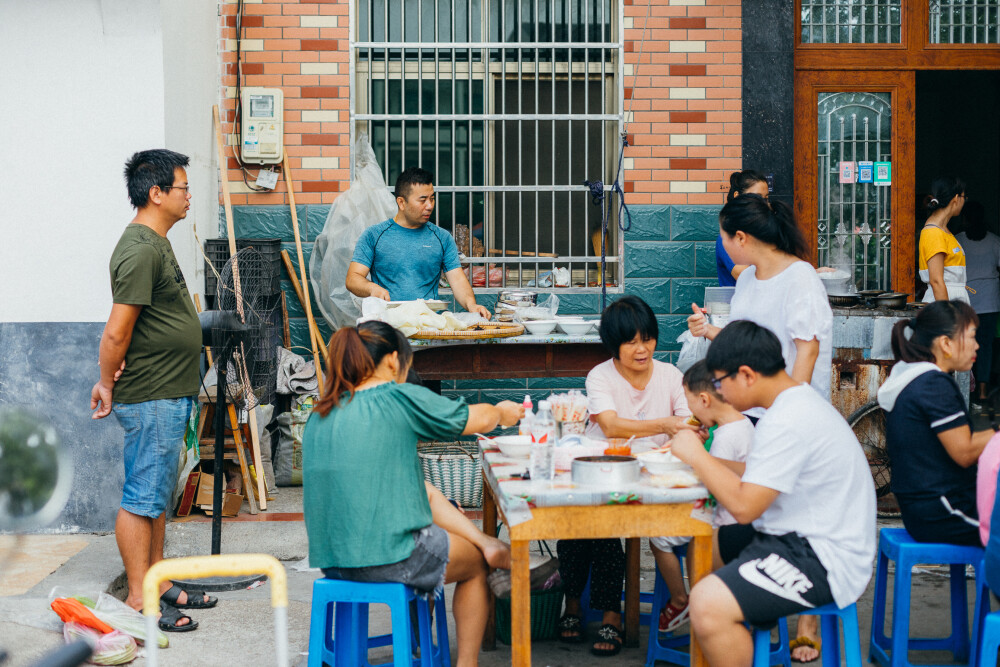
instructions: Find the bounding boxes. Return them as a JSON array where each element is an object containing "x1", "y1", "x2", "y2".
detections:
[{"x1": 346, "y1": 167, "x2": 491, "y2": 318}]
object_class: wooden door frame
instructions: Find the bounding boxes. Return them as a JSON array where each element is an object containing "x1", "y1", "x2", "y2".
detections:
[{"x1": 794, "y1": 70, "x2": 916, "y2": 295}]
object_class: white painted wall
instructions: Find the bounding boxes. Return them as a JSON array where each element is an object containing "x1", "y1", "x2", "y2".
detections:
[{"x1": 0, "y1": 0, "x2": 219, "y2": 323}]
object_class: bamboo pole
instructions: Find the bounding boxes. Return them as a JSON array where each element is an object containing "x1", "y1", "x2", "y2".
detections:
[{"x1": 280, "y1": 250, "x2": 331, "y2": 368}]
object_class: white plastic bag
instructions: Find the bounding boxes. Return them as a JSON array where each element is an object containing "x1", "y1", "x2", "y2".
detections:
[
  {"x1": 675, "y1": 331, "x2": 710, "y2": 372},
  {"x1": 514, "y1": 294, "x2": 560, "y2": 321},
  {"x1": 63, "y1": 622, "x2": 137, "y2": 665},
  {"x1": 310, "y1": 133, "x2": 398, "y2": 330}
]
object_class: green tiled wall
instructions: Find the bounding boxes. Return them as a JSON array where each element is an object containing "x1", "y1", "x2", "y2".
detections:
[{"x1": 224, "y1": 203, "x2": 721, "y2": 401}]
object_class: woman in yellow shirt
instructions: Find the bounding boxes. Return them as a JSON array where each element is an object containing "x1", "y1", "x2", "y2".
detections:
[{"x1": 919, "y1": 177, "x2": 969, "y2": 303}]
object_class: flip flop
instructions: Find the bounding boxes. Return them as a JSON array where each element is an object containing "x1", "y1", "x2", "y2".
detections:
[
  {"x1": 161, "y1": 583, "x2": 218, "y2": 610},
  {"x1": 158, "y1": 600, "x2": 198, "y2": 632},
  {"x1": 556, "y1": 614, "x2": 585, "y2": 644},
  {"x1": 590, "y1": 623, "x2": 623, "y2": 657},
  {"x1": 789, "y1": 636, "x2": 821, "y2": 663}
]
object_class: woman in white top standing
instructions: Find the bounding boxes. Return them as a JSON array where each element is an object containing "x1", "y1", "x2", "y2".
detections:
[
  {"x1": 686, "y1": 192, "x2": 833, "y2": 663},
  {"x1": 955, "y1": 200, "x2": 1000, "y2": 403}
]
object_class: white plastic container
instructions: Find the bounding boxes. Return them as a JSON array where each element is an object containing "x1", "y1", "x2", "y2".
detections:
[
  {"x1": 530, "y1": 401, "x2": 556, "y2": 480},
  {"x1": 518, "y1": 395, "x2": 534, "y2": 437}
]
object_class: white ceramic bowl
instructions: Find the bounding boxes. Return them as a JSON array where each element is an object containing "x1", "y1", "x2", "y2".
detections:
[
  {"x1": 491, "y1": 435, "x2": 533, "y2": 458},
  {"x1": 523, "y1": 319, "x2": 558, "y2": 335},
  {"x1": 636, "y1": 450, "x2": 692, "y2": 475},
  {"x1": 557, "y1": 319, "x2": 594, "y2": 336}
]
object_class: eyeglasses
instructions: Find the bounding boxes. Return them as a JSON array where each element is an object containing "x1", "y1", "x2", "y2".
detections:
[
  {"x1": 162, "y1": 185, "x2": 190, "y2": 193},
  {"x1": 711, "y1": 370, "x2": 739, "y2": 391}
]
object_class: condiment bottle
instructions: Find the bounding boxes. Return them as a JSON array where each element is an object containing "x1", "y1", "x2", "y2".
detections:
[
  {"x1": 518, "y1": 395, "x2": 534, "y2": 437},
  {"x1": 530, "y1": 401, "x2": 556, "y2": 481}
]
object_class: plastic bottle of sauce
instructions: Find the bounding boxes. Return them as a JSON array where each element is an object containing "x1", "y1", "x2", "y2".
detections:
[{"x1": 518, "y1": 395, "x2": 534, "y2": 437}]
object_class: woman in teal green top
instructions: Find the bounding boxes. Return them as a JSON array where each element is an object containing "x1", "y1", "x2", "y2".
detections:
[{"x1": 303, "y1": 320, "x2": 522, "y2": 667}]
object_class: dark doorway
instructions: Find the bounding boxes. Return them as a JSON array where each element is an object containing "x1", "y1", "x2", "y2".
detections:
[{"x1": 916, "y1": 71, "x2": 1000, "y2": 233}]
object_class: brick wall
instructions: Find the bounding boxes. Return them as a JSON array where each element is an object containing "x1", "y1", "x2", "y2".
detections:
[{"x1": 218, "y1": 0, "x2": 741, "y2": 400}]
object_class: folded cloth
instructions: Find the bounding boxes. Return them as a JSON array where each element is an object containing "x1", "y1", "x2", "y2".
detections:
[
  {"x1": 487, "y1": 555, "x2": 560, "y2": 599},
  {"x1": 276, "y1": 346, "x2": 318, "y2": 395}
]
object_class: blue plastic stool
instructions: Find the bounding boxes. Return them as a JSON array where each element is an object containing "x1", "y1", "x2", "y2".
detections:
[
  {"x1": 968, "y1": 559, "x2": 994, "y2": 667},
  {"x1": 754, "y1": 603, "x2": 861, "y2": 667},
  {"x1": 869, "y1": 528, "x2": 983, "y2": 667},
  {"x1": 307, "y1": 578, "x2": 450, "y2": 667}
]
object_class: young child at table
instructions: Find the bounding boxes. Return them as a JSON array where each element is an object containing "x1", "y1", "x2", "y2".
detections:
[{"x1": 650, "y1": 360, "x2": 755, "y2": 633}]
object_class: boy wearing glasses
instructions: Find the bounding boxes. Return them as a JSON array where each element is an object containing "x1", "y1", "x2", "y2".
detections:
[{"x1": 670, "y1": 320, "x2": 875, "y2": 667}]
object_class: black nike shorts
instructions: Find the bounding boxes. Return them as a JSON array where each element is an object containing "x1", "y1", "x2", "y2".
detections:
[{"x1": 714, "y1": 524, "x2": 835, "y2": 629}]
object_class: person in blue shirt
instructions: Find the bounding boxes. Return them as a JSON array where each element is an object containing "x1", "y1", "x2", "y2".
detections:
[
  {"x1": 346, "y1": 167, "x2": 491, "y2": 318},
  {"x1": 716, "y1": 170, "x2": 769, "y2": 287}
]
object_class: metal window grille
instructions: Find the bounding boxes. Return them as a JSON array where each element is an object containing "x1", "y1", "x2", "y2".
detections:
[
  {"x1": 801, "y1": 0, "x2": 902, "y2": 43},
  {"x1": 930, "y1": 0, "x2": 1000, "y2": 43},
  {"x1": 350, "y1": 0, "x2": 624, "y2": 293},
  {"x1": 817, "y1": 92, "x2": 893, "y2": 291}
]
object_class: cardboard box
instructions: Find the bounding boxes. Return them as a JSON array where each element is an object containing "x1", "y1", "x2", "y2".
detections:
[
  {"x1": 195, "y1": 471, "x2": 216, "y2": 507},
  {"x1": 199, "y1": 493, "x2": 243, "y2": 517},
  {"x1": 176, "y1": 471, "x2": 201, "y2": 517}
]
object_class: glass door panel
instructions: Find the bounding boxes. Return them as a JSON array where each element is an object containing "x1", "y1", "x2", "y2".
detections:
[{"x1": 817, "y1": 92, "x2": 892, "y2": 291}]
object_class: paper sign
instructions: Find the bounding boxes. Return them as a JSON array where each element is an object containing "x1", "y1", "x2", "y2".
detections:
[
  {"x1": 839, "y1": 161, "x2": 856, "y2": 184},
  {"x1": 874, "y1": 161, "x2": 891, "y2": 186},
  {"x1": 857, "y1": 161, "x2": 874, "y2": 184}
]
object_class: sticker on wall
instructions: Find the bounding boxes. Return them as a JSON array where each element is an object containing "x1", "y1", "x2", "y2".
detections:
[
  {"x1": 857, "y1": 161, "x2": 874, "y2": 184},
  {"x1": 839, "y1": 162, "x2": 856, "y2": 184},
  {"x1": 874, "y1": 161, "x2": 891, "y2": 186}
]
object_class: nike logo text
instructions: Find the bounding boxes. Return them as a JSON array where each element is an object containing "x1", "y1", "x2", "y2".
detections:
[{"x1": 737, "y1": 553, "x2": 815, "y2": 607}]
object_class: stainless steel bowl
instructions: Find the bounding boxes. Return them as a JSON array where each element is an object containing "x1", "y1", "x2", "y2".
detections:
[
  {"x1": 828, "y1": 293, "x2": 860, "y2": 307},
  {"x1": 571, "y1": 455, "x2": 640, "y2": 487},
  {"x1": 875, "y1": 292, "x2": 909, "y2": 309}
]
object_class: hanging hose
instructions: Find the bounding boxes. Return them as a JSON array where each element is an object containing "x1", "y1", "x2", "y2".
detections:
[{"x1": 584, "y1": 134, "x2": 634, "y2": 312}]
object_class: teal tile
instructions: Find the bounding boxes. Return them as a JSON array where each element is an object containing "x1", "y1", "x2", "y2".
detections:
[
  {"x1": 280, "y1": 242, "x2": 314, "y2": 276},
  {"x1": 287, "y1": 319, "x2": 312, "y2": 354},
  {"x1": 624, "y1": 278, "x2": 671, "y2": 313},
  {"x1": 671, "y1": 278, "x2": 718, "y2": 314},
  {"x1": 654, "y1": 351, "x2": 677, "y2": 364},
  {"x1": 655, "y1": 315, "x2": 688, "y2": 351},
  {"x1": 526, "y1": 376, "x2": 589, "y2": 389},
  {"x1": 481, "y1": 390, "x2": 533, "y2": 404},
  {"x1": 306, "y1": 204, "x2": 332, "y2": 242},
  {"x1": 455, "y1": 378, "x2": 527, "y2": 390},
  {"x1": 625, "y1": 242, "x2": 695, "y2": 278},
  {"x1": 444, "y1": 390, "x2": 481, "y2": 404},
  {"x1": 556, "y1": 293, "x2": 600, "y2": 315},
  {"x1": 694, "y1": 242, "x2": 719, "y2": 279},
  {"x1": 671, "y1": 206, "x2": 721, "y2": 241},
  {"x1": 626, "y1": 205, "x2": 670, "y2": 241},
  {"x1": 280, "y1": 281, "x2": 305, "y2": 318},
  {"x1": 226, "y1": 205, "x2": 307, "y2": 241}
]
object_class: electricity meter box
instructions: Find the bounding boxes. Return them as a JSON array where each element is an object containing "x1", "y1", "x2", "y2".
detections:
[{"x1": 240, "y1": 87, "x2": 284, "y2": 164}]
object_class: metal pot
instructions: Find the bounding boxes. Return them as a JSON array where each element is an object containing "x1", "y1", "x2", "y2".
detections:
[
  {"x1": 875, "y1": 292, "x2": 909, "y2": 309},
  {"x1": 828, "y1": 293, "x2": 860, "y2": 307},
  {"x1": 495, "y1": 290, "x2": 538, "y2": 322},
  {"x1": 571, "y1": 455, "x2": 640, "y2": 487}
]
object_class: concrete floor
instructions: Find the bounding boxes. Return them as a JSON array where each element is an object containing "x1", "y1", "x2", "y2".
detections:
[{"x1": 0, "y1": 488, "x2": 988, "y2": 666}]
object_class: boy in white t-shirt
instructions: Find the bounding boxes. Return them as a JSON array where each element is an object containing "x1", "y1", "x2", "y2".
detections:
[
  {"x1": 671, "y1": 320, "x2": 876, "y2": 667},
  {"x1": 651, "y1": 360, "x2": 755, "y2": 633}
]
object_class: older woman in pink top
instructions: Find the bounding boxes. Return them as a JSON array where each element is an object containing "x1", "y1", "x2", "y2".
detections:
[{"x1": 557, "y1": 296, "x2": 697, "y2": 657}]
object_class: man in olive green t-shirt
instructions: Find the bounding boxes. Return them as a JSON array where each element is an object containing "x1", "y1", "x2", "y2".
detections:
[{"x1": 91, "y1": 149, "x2": 214, "y2": 630}]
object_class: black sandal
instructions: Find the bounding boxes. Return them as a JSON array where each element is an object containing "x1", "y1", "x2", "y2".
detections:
[
  {"x1": 590, "y1": 623, "x2": 623, "y2": 657},
  {"x1": 557, "y1": 614, "x2": 585, "y2": 643},
  {"x1": 158, "y1": 600, "x2": 198, "y2": 632},
  {"x1": 161, "y1": 583, "x2": 218, "y2": 609}
]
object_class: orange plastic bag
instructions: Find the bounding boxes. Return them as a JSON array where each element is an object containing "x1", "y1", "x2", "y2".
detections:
[{"x1": 51, "y1": 597, "x2": 115, "y2": 634}]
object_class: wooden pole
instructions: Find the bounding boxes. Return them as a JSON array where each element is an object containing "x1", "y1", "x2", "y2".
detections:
[
  {"x1": 212, "y1": 107, "x2": 267, "y2": 510},
  {"x1": 281, "y1": 153, "x2": 325, "y2": 394},
  {"x1": 280, "y1": 250, "x2": 330, "y2": 368}
]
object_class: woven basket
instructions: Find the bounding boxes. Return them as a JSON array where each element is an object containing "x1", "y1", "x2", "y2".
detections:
[
  {"x1": 495, "y1": 586, "x2": 565, "y2": 644},
  {"x1": 409, "y1": 323, "x2": 525, "y2": 340},
  {"x1": 417, "y1": 441, "x2": 483, "y2": 508}
]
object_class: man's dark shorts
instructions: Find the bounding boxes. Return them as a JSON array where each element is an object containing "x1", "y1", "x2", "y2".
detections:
[{"x1": 715, "y1": 524, "x2": 835, "y2": 629}]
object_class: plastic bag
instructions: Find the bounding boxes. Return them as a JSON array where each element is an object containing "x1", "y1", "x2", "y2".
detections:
[
  {"x1": 514, "y1": 294, "x2": 560, "y2": 322},
  {"x1": 50, "y1": 598, "x2": 114, "y2": 634},
  {"x1": 676, "y1": 331, "x2": 710, "y2": 372},
  {"x1": 310, "y1": 133, "x2": 398, "y2": 330},
  {"x1": 63, "y1": 622, "x2": 137, "y2": 665},
  {"x1": 91, "y1": 593, "x2": 168, "y2": 648}
]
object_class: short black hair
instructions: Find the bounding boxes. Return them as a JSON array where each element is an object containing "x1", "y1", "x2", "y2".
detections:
[
  {"x1": 395, "y1": 167, "x2": 434, "y2": 200},
  {"x1": 682, "y1": 359, "x2": 721, "y2": 398},
  {"x1": 124, "y1": 149, "x2": 189, "y2": 209},
  {"x1": 705, "y1": 320, "x2": 785, "y2": 376},
  {"x1": 598, "y1": 295, "x2": 658, "y2": 358}
]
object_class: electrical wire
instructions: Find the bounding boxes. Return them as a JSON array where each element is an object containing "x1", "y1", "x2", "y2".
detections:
[{"x1": 230, "y1": 0, "x2": 272, "y2": 192}]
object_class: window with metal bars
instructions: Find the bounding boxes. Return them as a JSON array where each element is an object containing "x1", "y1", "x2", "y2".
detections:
[
  {"x1": 351, "y1": 0, "x2": 624, "y2": 293},
  {"x1": 930, "y1": 0, "x2": 1000, "y2": 43},
  {"x1": 800, "y1": 0, "x2": 902, "y2": 44}
]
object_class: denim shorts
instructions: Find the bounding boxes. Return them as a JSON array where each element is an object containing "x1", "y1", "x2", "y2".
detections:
[
  {"x1": 322, "y1": 525, "x2": 451, "y2": 595},
  {"x1": 114, "y1": 397, "x2": 193, "y2": 518}
]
